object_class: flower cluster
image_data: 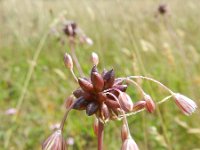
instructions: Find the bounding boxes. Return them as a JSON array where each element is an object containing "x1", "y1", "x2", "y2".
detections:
[
  {"x1": 72, "y1": 65, "x2": 131, "y2": 123},
  {"x1": 43, "y1": 51, "x2": 197, "y2": 150}
]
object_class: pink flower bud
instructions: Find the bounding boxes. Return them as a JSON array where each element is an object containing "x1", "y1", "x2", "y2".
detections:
[
  {"x1": 173, "y1": 93, "x2": 197, "y2": 116},
  {"x1": 118, "y1": 92, "x2": 133, "y2": 112},
  {"x1": 91, "y1": 52, "x2": 99, "y2": 66},
  {"x1": 144, "y1": 94, "x2": 155, "y2": 113},
  {"x1": 64, "y1": 53, "x2": 73, "y2": 70},
  {"x1": 42, "y1": 130, "x2": 67, "y2": 150},
  {"x1": 132, "y1": 101, "x2": 146, "y2": 112},
  {"x1": 121, "y1": 137, "x2": 139, "y2": 150}
]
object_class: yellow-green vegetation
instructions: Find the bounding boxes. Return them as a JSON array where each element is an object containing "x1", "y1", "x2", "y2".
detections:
[{"x1": 0, "y1": 0, "x2": 200, "y2": 149}]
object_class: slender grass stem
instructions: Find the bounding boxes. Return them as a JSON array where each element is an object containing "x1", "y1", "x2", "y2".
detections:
[
  {"x1": 59, "y1": 104, "x2": 74, "y2": 132},
  {"x1": 125, "y1": 78, "x2": 145, "y2": 95},
  {"x1": 119, "y1": 95, "x2": 173, "y2": 118},
  {"x1": 70, "y1": 69, "x2": 78, "y2": 82},
  {"x1": 128, "y1": 76, "x2": 174, "y2": 95},
  {"x1": 5, "y1": 32, "x2": 49, "y2": 148}
]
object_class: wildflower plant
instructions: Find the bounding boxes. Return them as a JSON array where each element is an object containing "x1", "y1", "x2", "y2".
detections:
[{"x1": 43, "y1": 22, "x2": 197, "y2": 150}]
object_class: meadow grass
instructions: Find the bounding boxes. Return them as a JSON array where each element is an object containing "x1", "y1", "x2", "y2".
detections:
[{"x1": 0, "y1": 0, "x2": 200, "y2": 149}]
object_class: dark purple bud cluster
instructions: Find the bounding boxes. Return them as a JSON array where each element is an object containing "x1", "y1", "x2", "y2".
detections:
[{"x1": 72, "y1": 65, "x2": 131, "y2": 122}]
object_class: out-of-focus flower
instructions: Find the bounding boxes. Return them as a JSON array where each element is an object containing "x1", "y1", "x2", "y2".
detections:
[
  {"x1": 64, "y1": 53, "x2": 73, "y2": 70},
  {"x1": 63, "y1": 21, "x2": 77, "y2": 37},
  {"x1": 5, "y1": 108, "x2": 17, "y2": 115},
  {"x1": 173, "y1": 93, "x2": 197, "y2": 116},
  {"x1": 85, "y1": 37, "x2": 93, "y2": 45},
  {"x1": 66, "y1": 137, "x2": 74, "y2": 146},
  {"x1": 158, "y1": 4, "x2": 168, "y2": 15},
  {"x1": 42, "y1": 129, "x2": 67, "y2": 150}
]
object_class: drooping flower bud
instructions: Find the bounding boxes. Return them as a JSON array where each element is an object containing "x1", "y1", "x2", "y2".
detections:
[
  {"x1": 86, "y1": 102, "x2": 99, "y2": 116},
  {"x1": 132, "y1": 101, "x2": 146, "y2": 112},
  {"x1": 121, "y1": 137, "x2": 139, "y2": 150},
  {"x1": 91, "y1": 72, "x2": 104, "y2": 92},
  {"x1": 118, "y1": 92, "x2": 133, "y2": 112},
  {"x1": 64, "y1": 53, "x2": 73, "y2": 70},
  {"x1": 103, "y1": 69, "x2": 115, "y2": 89},
  {"x1": 42, "y1": 129, "x2": 67, "y2": 150},
  {"x1": 78, "y1": 78, "x2": 94, "y2": 92},
  {"x1": 65, "y1": 95, "x2": 74, "y2": 109},
  {"x1": 91, "y1": 52, "x2": 99, "y2": 65},
  {"x1": 173, "y1": 93, "x2": 197, "y2": 116},
  {"x1": 144, "y1": 94, "x2": 155, "y2": 113}
]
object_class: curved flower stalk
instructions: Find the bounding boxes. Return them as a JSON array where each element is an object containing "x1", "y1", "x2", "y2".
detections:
[{"x1": 42, "y1": 52, "x2": 197, "y2": 150}]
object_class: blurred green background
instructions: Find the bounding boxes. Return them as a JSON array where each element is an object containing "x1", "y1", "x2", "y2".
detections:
[{"x1": 0, "y1": 0, "x2": 200, "y2": 149}]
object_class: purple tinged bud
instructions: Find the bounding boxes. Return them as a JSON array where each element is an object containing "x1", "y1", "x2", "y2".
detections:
[
  {"x1": 73, "y1": 88, "x2": 84, "y2": 98},
  {"x1": 73, "y1": 97, "x2": 89, "y2": 110},
  {"x1": 86, "y1": 102, "x2": 99, "y2": 116},
  {"x1": 91, "y1": 72, "x2": 104, "y2": 92},
  {"x1": 103, "y1": 69, "x2": 115, "y2": 89},
  {"x1": 78, "y1": 78, "x2": 94, "y2": 92}
]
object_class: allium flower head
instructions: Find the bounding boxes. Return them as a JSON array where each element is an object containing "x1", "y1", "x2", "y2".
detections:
[
  {"x1": 173, "y1": 93, "x2": 197, "y2": 116},
  {"x1": 72, "y1": 65, "x2": 132, "y2": 123},
  {"x1": 42, "y1": 129, "x2": 67, "y2": 150}
]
